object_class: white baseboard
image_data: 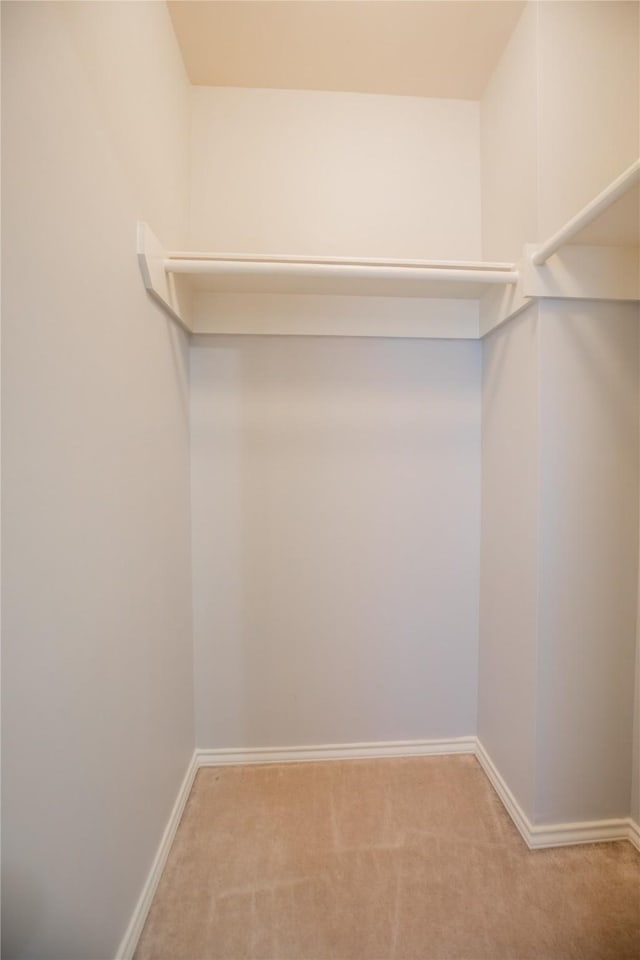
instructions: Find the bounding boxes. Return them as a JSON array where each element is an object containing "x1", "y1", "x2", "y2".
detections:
[
  {"x1": 196, "y1": 736, "x2": 476, "y2": 767},
  {"x1": 628, "y1": 818, "x2": 640, "y2": 852},
  {"x1": 476, "y1": 740, "x2": 637, "y2": 851},
  {"x1": 527, "y1": 817, "x2": 635, "y2": 849},
  {"x1": 115, "y1": 750, "x2": 198, "y2": 960},
  {"x1": 474, "y1": 739, "x2": 532, "y2": 845}
]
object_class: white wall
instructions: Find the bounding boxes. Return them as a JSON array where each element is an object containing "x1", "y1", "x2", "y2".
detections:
[
  {"x1": 191, "y1": 335, "x2": 481, "y2": 748},
  {"x1": 189, "y1": 86, "x2": 481, "y2": 261},
  {"x1": 537, "y1": 1, "x2": 639, "y2": 240},
  {"x1": 479, "y1": 0, "x2": 640, "y2": 826},
  {"x1": 480, "y1": 1, "x2": 538, "y2": 263},
  {"x1": 478, "y1": 305, "x2": 540, "y2": 818},
  {"x1": 634, "y1": 322, "x2": 640, "y2": 825},
  {"x1": 481, "y1": 0, "x2": 640, "y2": 256},
  {"x1": 633, "y1": 516, "x2": 640, "y2": 823},
  {"x1": 479, "y1": 299, "x2": 640, "y2": 826},
  {"x1": 536, "y1": 300, "x2": 639, "y2": 823},
  {"x1": 2, "y1": 4, "x2": 193, "y2": 958},
  {"x1": 189, "y1": 81, "x2": 484, "y2": 749}
]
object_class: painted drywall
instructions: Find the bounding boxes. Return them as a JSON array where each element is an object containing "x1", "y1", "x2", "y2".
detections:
[
  {"x1": 191, "y1": 335, "x2": 481, "y2": 748},
  {"x1": 478, "y1": 305, "x2": 540, "y2": 819},
  {"x1": 481, "y1": 0, "x2": 640, "y2": 258},
  {"x1": 189, "y1": 86, "x2": 481, "y2": 261},
  {"x1": 1, "y1": 4, "x2": 193, "y2": 958},
  {"x1": 191, "y1": 292, "x2": 480, "y2": 338},
  {"x1": 479, "y1": 300, "x2": 640, "y2": 826},
  {"x1": 58, "y1": 1, "x2": 190, "y2": 246},
  {"x1": 537, "y1": 1, "x2": 640, "y2": 241},
  {"x1": 536, "y1": 300, "x2": 639, "y2": 823},
  {"x1": 634, "y1": 698, "x2": 640, "y2": 824},
  {"x1": 633, "y1": 486, "x2": 640, "y2": 824},
  {"x1": 480, "y1": 0, "x2": 537, "y2": 263},
  {"x1": 479, "y1": 0, "x2": 640, "y2": 826},
  {"x1": 634, "y1": 320, "x2": 640, "y2": 825}
]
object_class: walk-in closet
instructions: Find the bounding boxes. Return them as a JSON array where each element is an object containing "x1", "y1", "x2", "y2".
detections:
[{"x1": 2, "y1": 2, "x2": 639, "y2": 958}]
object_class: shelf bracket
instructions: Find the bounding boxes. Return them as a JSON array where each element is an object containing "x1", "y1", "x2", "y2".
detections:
[{"x1": 137, "y1": 222, "x2": 192, "y2": 333}]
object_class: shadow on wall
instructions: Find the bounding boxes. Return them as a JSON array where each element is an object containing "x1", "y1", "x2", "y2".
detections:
[{"x1": 2, "y1": 862, "x2": 44, "y2": 958}]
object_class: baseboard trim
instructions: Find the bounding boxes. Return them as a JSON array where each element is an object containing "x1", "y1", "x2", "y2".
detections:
[
  {"x1": 474, "y1": 740, "x2": 532, "y2": 845},
  {"x1": 115, "y1": 750, "x2": 198, "y2": 960},
  {"x1": 196, "y1": 736, "x2": 476, "y2": 767},
  {"x1": 527, "y1": 817, "x2": 633, "y2": 849},
  {"x1": 628, "y1": 818, "x2": 640, "y2": 852},
  {"x1": 476, "y1": 740, "x2": 637, "y2": 851}
]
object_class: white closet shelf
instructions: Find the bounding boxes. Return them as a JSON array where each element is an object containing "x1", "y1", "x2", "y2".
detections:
[
  {"x1": 138, "y1": 221, "x2": 520, "y2": 337},
  {"x1": 139, "y1": 157, "x2": 640, "y2": 339}
]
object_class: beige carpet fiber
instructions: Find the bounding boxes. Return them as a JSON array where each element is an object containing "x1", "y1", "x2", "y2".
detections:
[{"x1": 134, "y1": 755, "x2": 640, "y2": 960}]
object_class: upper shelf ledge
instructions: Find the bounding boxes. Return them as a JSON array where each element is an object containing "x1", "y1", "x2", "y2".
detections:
[
  {"x1": 137, "y1": 221, "x2": 519, "y2": 334},
  {"x1": 139, "y1": 156, "x2": 640, "y2": 340}
]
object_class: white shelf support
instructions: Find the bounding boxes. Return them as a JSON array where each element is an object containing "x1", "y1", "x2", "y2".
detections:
[
  {"x1": 137, "y1": 223, "x2": 192, "y2": 333},
  {"x1": 531, "y1": 158, "x2": 640, "y2": 266}
]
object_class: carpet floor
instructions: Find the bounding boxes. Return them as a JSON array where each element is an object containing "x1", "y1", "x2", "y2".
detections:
[{"x1": 134, "y1": 755, "x2": 640, "y2": 959}]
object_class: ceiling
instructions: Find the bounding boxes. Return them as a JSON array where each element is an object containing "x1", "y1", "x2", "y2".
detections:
[{"x1": 168, "y1": 1, "x2": 526, "y2": 101}]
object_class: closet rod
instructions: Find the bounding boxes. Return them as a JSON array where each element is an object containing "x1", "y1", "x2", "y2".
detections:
[
  {"x1": 167, "y1": 252, "x2": 516, "y2": 270},
  {"x1": 164, "y1": 259, "x2": 518, "y2": 285},
  {"x1": 531, "y1": 158, "x2": 640, "y2": 266}
]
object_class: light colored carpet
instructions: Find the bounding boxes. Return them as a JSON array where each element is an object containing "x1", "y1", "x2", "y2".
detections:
[{"x1": 134, "y1": 755, "x2": 640, "y2": 959}]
